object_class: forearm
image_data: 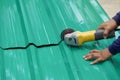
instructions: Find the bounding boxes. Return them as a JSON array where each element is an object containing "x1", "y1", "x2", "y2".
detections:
[{"x1": 113, "y1": 12, "x2": 120, "y2": 26}]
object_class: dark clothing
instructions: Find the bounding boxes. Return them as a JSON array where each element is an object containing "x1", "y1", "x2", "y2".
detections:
[
  {"x1": 109, "y1": 12, "x2": 120, "y2": 55},
  {"x1": 113, "y1": 12, "x2": 120, "y2": 26},
  {"x1": 109, "y1": 36, "x2": 120, "y2": 55}
]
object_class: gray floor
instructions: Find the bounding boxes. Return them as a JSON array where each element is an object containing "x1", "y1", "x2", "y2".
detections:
[{"x1": 98, "y1": 0, "x2": 120, "y2": 18}]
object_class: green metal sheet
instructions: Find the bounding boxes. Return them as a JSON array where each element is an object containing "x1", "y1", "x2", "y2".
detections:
[
  {"x1": 0, "y1": 0, "x2": 120, "y2": 80},
  {"x1": 0, "y1": 0, "x2": 109, "y2": 48}
]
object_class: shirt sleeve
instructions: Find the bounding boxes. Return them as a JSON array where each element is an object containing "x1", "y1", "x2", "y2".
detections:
[
  {"x1": 113, "y1": 12, "x2": 120, "y2": 26},
  {"x1": 109, "y1": 36, "x2": 120, "y2": 55}
]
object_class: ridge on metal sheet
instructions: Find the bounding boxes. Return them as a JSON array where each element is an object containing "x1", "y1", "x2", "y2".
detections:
[{"x1": 0, "y1": 0, "x2": 120, "y2": 80}]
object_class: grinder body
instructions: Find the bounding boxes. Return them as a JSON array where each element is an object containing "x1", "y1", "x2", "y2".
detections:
[{"x1": 63, "y1": 29, "x2": 115, "y2": 46}]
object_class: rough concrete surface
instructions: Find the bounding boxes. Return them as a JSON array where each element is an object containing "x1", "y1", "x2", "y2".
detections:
[{"x1": 98, "y1": 0, "x2": 120, "y2": 18}]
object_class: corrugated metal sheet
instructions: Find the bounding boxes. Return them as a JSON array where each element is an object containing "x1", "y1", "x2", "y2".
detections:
[{"x1": 0, "y1": 0, "x2": 120, "y2": 80}]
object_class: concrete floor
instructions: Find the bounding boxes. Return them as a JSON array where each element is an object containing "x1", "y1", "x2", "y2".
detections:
[{"x1": 98, "y1": 0, "x2": 120, "y2": 18}]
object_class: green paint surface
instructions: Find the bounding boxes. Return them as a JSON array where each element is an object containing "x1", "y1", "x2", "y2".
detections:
[{"x1": 0, "y1": 0, "x2": 120, "y2": 80}]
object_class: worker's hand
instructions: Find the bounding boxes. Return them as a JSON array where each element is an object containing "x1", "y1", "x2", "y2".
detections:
[
  {"x1": 98, "y1": 19, "x2": 118, "y2": 38},
  {"x1": 83, "y1": 48, "x2": 112, "y2": 64}
]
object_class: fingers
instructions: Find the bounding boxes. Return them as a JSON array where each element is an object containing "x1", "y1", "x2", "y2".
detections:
[
  {"x1": 98, "y1": 25, "x2": 109, "y2": 38},
  {"x1": 89, "y1": 50, "x2": 99, "y2": 53},
  {"x1": 103, "y1": 29, "x2": 109, "y2": 38},
  {"x1": 83, "y1": 54, "x2": 93, "y2": 60},
  {"x1": 90, "y1": 58, "x2": 102, "y2": 64},
  {"x1": 84, "y1": 54, "x2": 103, "y2": 64},
  {"x1": 83, "y1": 50, "x2": 98, "y2": 60},
  {"x1": 83, "y1": 50, "x2": 103, "y2": 64},
  {"x1": 98, "y1": 24, "x2": 104, "y2": 29}
]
